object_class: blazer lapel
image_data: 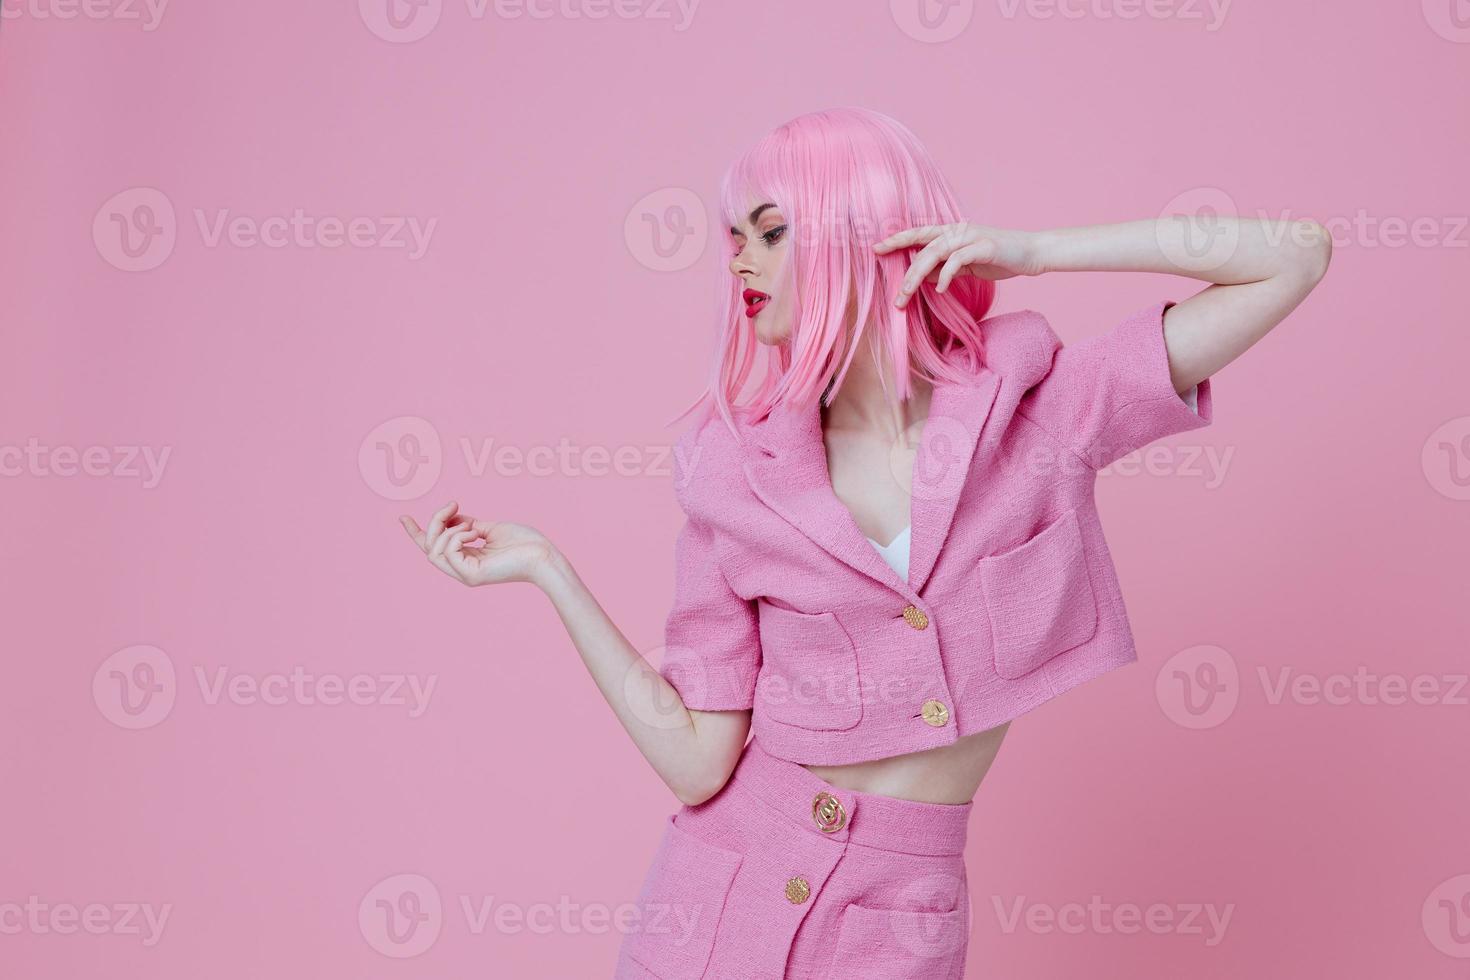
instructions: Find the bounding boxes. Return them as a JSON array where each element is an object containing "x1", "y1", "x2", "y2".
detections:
[
  {"x1": 739, "y1": 368, "x2": 1000, "y2": 598},
  {"x1": 905, "y1": 371, "x2": 999, "y2": 593}
]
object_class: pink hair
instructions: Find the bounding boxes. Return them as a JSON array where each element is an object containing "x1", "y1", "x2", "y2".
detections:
[{"x1": 671, "y1": 106, "x2": 996, "y2": 439}]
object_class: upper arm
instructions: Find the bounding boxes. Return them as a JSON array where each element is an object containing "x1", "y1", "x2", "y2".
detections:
[
  {"x1": 1159, "y1": 232, "x2": 1331, "y2": 391},
  {"x1": 1019, "y1": 300, "x2": 1215, "y2": 470},
  {"x1": 681, "y1": 708, "x2": 752, "y2": 803}
]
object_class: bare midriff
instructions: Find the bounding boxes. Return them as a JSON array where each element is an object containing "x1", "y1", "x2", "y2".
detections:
[{"x1": 798, "y1": 721, "x2": 1012, "y2": 805}]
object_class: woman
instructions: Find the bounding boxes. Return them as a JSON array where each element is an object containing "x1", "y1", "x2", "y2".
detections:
[{"x1": 400, "y1": 107, "x2": 1330, "y2": 978}]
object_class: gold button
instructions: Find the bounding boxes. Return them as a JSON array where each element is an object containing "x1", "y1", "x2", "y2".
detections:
[
  {"x1": 811, "y1": 791, "x2": 848, "y2": 833},
  {"x1": 785, "y1": 876, "x2": 811, "y2": 904},
  {"x1": 921, "y1": 699, "x2": 949, "y2": 727},
  {"x1": 901, "y1": 604, "x2": 929, "y2": 630}
]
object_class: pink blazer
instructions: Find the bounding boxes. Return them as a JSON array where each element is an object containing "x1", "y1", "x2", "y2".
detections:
[{"x1": 660, "y1": 300, "x2": 1214, "y2": 766}]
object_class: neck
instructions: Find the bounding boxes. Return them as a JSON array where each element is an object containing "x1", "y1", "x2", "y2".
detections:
[{"x1": 821, "y1": 326, "x2": 933, "y2": 443}]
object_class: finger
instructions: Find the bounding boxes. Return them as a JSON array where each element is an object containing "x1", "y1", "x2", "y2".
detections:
[
  {"x1": 432, "y1": 525, "x2": 481, "y2": 561},
  {"x1": 936, "y1": 241, "x2": 993, "y2": 293},
  {"x1": 445, "y1": 535, "x2": 479, "y2": 579},
  {"x1": 872, "y1": 224, "x2": 945, "y2": 254},
  {"x1": 432, "y1": 527, "x2": 477, "y2": 560},
  {"x1": 427, "y1": 525, "x2": 458, "y2": 560},
  {"x1": 400, "y1": 516, "x2": 427, "y2": 550},
  {"x1": 425, "y1": 500, "x2": 459, "y2": 543},
  {"x1": 446, "y1": 511, "x2": 482, "y2": 538},
  {"x1": 427, "y1": 548, "x2": 459, "y2": 580},
  {"x1": 896, "y1": 236, "x2": 957, "y2": 307},
  {"x1": 426, "y1": 528, "x2": 471, "y2": 578}
]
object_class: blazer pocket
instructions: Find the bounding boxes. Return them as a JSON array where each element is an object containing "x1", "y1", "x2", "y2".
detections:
[
  {"x1": 978, "y1": 508, "x2": 1100, "y2": 680},
  {"x1": 625, "y1": 814, "x2": 743, "y2": 979},
  {"x1": 826, "y1": 902, "x2": 969, "y2": 978},
  {"x1": 754, "y1": 599, "x2": 863, "y2": 731}
]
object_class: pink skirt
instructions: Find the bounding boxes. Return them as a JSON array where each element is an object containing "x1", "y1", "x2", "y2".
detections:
[{"x1": 613, "y1": 738, "x2": 973, "y2": 979}]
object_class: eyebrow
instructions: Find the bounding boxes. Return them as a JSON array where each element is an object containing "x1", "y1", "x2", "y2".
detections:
[{"x1": 730, "y1": 202, "x2": 778, "y2": 236}]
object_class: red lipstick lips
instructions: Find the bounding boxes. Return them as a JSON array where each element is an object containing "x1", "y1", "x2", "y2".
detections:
[{"x1": 743, "y1": 288, "x2": 770, "y2": 318}]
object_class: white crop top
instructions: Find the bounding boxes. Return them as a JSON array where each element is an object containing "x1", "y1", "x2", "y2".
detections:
[
  {"x1": 862, "y1": 384, "x2": 1201, "y2": 582},
  {"x1": 863, "y1": 524, "x2": 913, "y2": 581}
]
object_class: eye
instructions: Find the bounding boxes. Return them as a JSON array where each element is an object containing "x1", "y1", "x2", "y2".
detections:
[{"x1": 761, "y1": 224, "x2": 787, "y2": 246}]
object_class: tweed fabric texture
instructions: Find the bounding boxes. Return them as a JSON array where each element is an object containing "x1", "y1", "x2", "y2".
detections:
[
  {"x1": 613, "y1": 738, "x2": 973, "y2": 978},
  {"x1": 658, "y1": 301, "x2": 1213, "y2": 766}
]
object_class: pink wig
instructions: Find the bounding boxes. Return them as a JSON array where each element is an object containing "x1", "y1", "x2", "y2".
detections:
[{"x1": 673, "y1": 106, "x2": 996, "y2": 439}]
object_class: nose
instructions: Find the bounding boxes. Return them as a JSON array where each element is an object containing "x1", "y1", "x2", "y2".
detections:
[{"x1": 729, "y1": 245, "x2": 756, "y2": 278}]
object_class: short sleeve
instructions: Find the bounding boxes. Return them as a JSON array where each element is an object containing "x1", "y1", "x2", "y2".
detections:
[
  {"x1": 1021, "y1": 299, "x2": 1214, "y2": 469},
  {"x1": 657, "y1": 510, "x2": 762, "y2": 711}
]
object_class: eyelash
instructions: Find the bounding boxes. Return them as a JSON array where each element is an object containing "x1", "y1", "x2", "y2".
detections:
[{"x1": 732, "y1": 224, "x2": 787, "y2": 255}]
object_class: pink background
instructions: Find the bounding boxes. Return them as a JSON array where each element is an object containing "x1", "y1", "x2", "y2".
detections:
[{"x1": 3, "y1": 1, "x2": 1468, "y2": 977}]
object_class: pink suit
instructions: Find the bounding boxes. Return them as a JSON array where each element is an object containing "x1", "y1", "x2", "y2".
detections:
[{"x1": 618, "y1": 301, "x2": 1215, "y2": 977}]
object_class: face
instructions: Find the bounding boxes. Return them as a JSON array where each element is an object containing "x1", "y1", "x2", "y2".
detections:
[{"x1": 728, "y1": 200, "x2": 792, "y2": 345}]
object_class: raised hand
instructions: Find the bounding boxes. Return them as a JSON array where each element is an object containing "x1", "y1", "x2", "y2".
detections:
[
  {"x1": 872, "y1": 222, "x2": 1044, "y2": 306},
  {"x1": 399, "y1": 500, "x2": 556, "y2": 587}
]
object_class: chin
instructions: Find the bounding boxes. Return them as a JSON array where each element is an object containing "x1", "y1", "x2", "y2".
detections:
[{"x1": 753, "y1": 318, "x2": 791, "y2": 347}]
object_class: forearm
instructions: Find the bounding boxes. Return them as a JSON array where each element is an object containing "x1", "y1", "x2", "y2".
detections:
[
  {"x1": 1033, "y1": 216, "x2": 1331, "y2": 286},
  {"x1": 531, "y1": 549, "x2": 732, "y2": 805}
]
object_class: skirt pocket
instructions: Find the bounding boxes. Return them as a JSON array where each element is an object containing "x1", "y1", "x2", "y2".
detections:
[
  {"x1": 824, "y1": 901, "x2": 969, "y2": 979},
  {"x1": 622, "y1": 813, "x2": 743, "y2": 979}
]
